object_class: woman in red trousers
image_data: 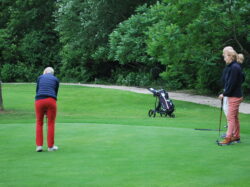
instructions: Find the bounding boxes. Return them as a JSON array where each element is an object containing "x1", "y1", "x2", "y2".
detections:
[
  {"x1": 35, "y1": 67, "x2": 60, "y2": 152},
  {"x1": 219, "y1": 48, "x2": 244, "y2": 145}
]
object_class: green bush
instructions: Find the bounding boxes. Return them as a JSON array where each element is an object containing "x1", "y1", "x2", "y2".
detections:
[
  {"x1": 1, "y1": 63, "x2": 38, "y2": 82},
  {"x1": 114, "y1": 71, "x2": 151, "y2": 87}
]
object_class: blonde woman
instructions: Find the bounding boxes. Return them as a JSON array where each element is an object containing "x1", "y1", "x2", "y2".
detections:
[
  {"x1": 218, "y1": 49, "x2": 244, "y2": 145},
  {"x1": 221, "y1": 47, "x2": 234, "y2": 117},
  {"x1": 221, "y1": 48, "x2": 245, "y2": 125},
  {"x1": 35, "y1": 67, "x2": 60, "y2": 152}
]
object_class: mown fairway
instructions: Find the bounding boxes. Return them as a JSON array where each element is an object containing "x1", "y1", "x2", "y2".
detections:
[{"x1": 1, "y1": 84, "x2": 250, "y2": 187}]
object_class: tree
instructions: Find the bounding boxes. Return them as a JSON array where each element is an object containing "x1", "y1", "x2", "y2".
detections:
[
  {"x1": 55, "y1": 0, "x2": 157, "y2": 82},
  {"x1": 107, "y1": 4, "x2": 166, "y2": 86},
  {"x1": 0, "y1": 0, "x2": 60, "y2": 82}
]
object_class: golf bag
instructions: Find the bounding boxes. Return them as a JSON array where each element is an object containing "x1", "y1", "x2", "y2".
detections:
[{"x1": 148, "y1": 88, "x2": 175, "y2": 118}]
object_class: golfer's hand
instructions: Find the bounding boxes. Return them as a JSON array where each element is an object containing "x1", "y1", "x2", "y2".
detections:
[{"x1": 218, "y1": 94, "x2": 224, "y2": 100}]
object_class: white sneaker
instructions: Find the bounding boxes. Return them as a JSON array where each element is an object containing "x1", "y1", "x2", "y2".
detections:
[
  {"x1": 36, "y1": 146, "x2": 43, "y2": 152},
  {"x1": 48, "y1": 145, "x2": 58, "y2": 152}
]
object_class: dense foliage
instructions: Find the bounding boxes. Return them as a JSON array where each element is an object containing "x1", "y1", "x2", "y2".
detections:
[
  {"x1": 55, "y1": 0, "x2": 157, "y2": 82},
  {"x1": 0, "y1": 0, "x2": 60, "y2": 82},
  {"x1": 0, "y1": 0, "x2": 249, "y2": 95}
]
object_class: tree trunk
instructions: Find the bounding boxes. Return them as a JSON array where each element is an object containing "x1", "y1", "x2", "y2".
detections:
[{"x1": 0, "y1": 81, "x2": 3, "y2": 111}]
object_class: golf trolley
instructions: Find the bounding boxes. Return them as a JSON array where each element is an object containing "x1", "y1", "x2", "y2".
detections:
[{"x1": 148, "y1": 88, "x2": 175, "y2": 118}]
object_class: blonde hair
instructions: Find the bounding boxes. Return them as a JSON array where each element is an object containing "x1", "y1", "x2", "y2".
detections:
[
  {"x1": 237, "y1": 53, "x2": 244, "y2": 64},
  {"x1": 223, "y1": 48, "x2": 237, "y2": 64},
  {"x1": 223, "y1": 46, "x2": 234, "y2": 55},
  {"x1": 43, "y1": 67, "x2": 54, "y2": 75}
]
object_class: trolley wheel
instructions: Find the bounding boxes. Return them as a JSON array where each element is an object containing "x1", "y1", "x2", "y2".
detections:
[
  {"x1": 170, "y1": 113, "x2": 175, "y2": 118},
  {"x1": 148, "y1": 109, "x2": 154, "y2": 117}
]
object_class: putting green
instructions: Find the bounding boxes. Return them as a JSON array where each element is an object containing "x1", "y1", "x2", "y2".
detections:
[{"x1": 1, "y1": 123, "x2": 250, "y2": 186}]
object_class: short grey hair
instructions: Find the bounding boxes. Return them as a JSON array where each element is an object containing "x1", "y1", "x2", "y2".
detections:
[{"x1": 43, "y1": 67, "x2": 54, "y2": 75}]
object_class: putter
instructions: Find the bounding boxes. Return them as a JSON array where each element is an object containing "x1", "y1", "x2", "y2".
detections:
[{"x1": 216, "y1": 99, "x2": 223, "y2": 146}]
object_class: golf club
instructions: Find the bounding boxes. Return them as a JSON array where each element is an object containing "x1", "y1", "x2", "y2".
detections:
[{"x1": 216, "y1": 99, "x2": 223, "y2": 146}]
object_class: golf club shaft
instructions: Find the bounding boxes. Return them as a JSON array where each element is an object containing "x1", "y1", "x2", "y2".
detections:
[{"x1": 218, "y1": 99, "x2": 223, "y2": 140}]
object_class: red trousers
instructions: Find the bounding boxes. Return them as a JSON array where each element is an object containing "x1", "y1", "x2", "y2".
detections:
[
  {"x1": 226, "y1": 97, "x2": 243, "y2": 138},
  {"x1": 35, "y1": 98, "x2": 57, "y2": 148}
]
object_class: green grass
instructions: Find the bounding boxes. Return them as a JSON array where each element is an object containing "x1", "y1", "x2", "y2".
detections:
[{"x1": 1, "y1": 83, "x2": 250, "y2": 187}]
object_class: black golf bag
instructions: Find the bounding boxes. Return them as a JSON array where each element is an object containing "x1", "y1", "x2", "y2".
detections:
[{"x1": 148, "y1": 88, "x2": 175, "y2": 118}]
